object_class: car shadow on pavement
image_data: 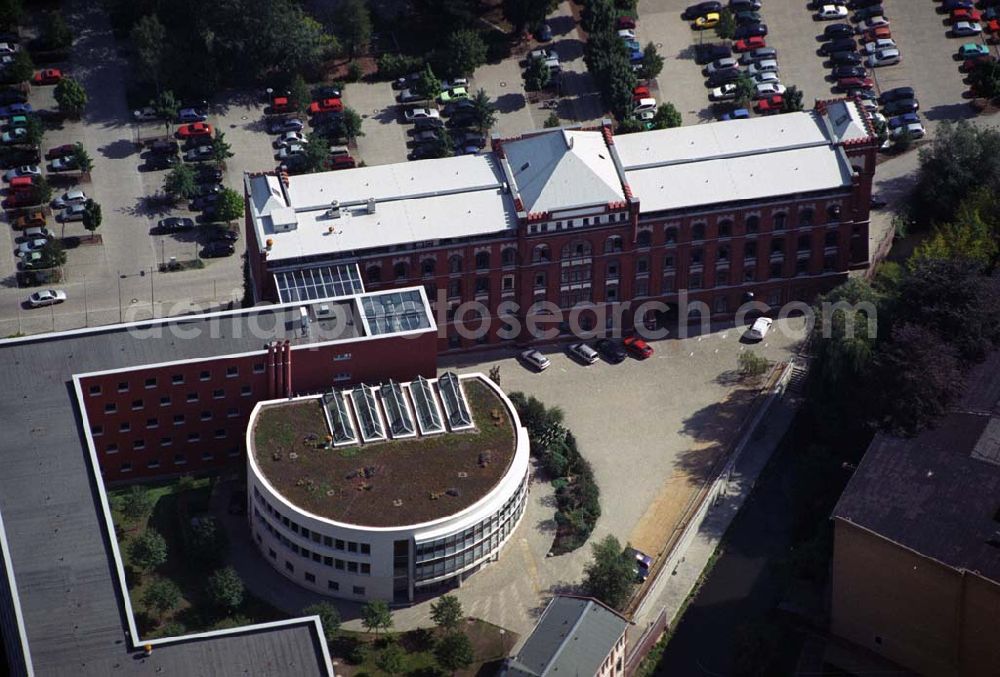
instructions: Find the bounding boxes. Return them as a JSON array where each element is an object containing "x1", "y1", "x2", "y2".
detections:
[
  {"x1": 548, "y1": 15, "x2": 576, "y2": 38},
  {"x1": 495, "y1": 92, "x2": 527, "y2": 113},
  {"x1": 676, "y1": 44, "x2": 698, "y2": 61},
  {"x1": 551, "y1": 37, "x2": 585, "y2": 61},
  {"x1": 97, "y1": 138, "x2": 140, "y2": 160},
  {"x1": 921, "y1": 101, "x2": 976, "y2": 122}
]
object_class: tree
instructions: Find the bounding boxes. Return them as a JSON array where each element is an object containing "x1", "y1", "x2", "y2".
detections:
[
  {"x1": 215, "y1": 187, "x2": 244, "y2": 224},
  {"x1": 582, "y1": 0, "x2": 615, "y2": 34},
  {"x1": 127, "y1": 529, "x2": 168, "y2": 573},
  {"x1": 206, "y1": 567, "x2": 244, "y2": 611},
  {"x1": 361, "y1": 599, "x2": 392, "y2": 636},
  {"x1": 544, "y1": 111, "x2": 561, "y2": 128},
  {"x1": 715, "y1": 8, "x2": 736, "y2": 39},
  {"x1": 912, "y1": 188, "x2": 999, "y2": 269},
  {"x1": 469, "y1": 88, "x2": 497, "y2": 133},
  {"x1": 638, "y1": 42, "x2": 664, "y2": 81},
  {"x1": 28, "y1": 175, "x2": 52, "y2": 206},
  {"x1": 132, "y1": 15, "x2": 167, "y2": 91},
  {"x1": 442, "y1": 29, "x2": 487, "y2": 79},
  {"x1": 304, "y1": 602, "x2": 341, "y2": 641},
  {"x1": 152, "y1": 90, "x2": 179, "y2": 133},
  {"x1": 289, "y1": 74, "x2": 311, "y2": 113},
  {"x1": 340, "y1": 107, "x2": 364, "y2": 142},
  {"x1": 582, "y1": 535, "x2": 635, "y2": 610},
  {"x1": 54, "y1": 77, "x2": 88, "y2": 118},
  {"x1": 5, "y1": 50, "x2": 32, "y2": 84},
  {"x1": 430, "y1": 594, "x2": 463, "y2": 633},
  {"x1": 142, "y1": 578, "x2": 181, "y2": 618},
  {"x1": 72, "y1": 143, "x2": 93, "y2": 174},
  {"x1": 523, "y1": 56, "x2": 551, "y2": 91},
  {"x1": 434, "y1": 632, "x2": 474, "y2": 673},
  {"x1": 0, "y1": 0, "x2": 23, "y2": 27},
  {"x1": 894, "y1": 127, "x2": 913, "y2": 153},
  {"x1": 617, "y1": 117, "x2": 642, "y2": 133},
  {"x1": 870, "y1": 323, "x2": 963, "y2": 436},
  {"x1": 336, "y1": 0, "x2": 372, "y2": 58},
  {"x1": 738, "y1": 350, "x2": 770, "y2": 378},
  {"x1": 115, "y1": 485, "x2": 154, "y2": 524},
  {"x1": 503, "y1": 0, "x2": 556, "y2": 34},
  {"x1": 164, "y1": 164, "x2": 198, "y2": 200},
  {"x1": 733, "y1": 73, "x2": 756, "y2": 108},
  {"x1": 651, "y1": 102, "x2": 681, "y2": 129},
  {"x1": 40, "y1": 11, "x2": 73, "y2": 50},
  {"x1": 38, "y1": 238, "x2": 66, "y2": 269},
  {"x1": 186, "y1": 516, "x2": 229, "y2": 569},
  {"x1": 969, "y1": 59, "x2": 1000, "y2": 101},
  {"x1": 415, "y1": 64, "x2": 442, "y2": 101},
  {"x1": 211, "y1": 130, "x2": 233, "y2": 164},
  {"x1": 780, "y1": 85, "x2": 804, "y2": 113},
  {"x1": 302, "y1": 133, "x2": 330, "y2": 173},
  {"x1": 376, "y1": 643, "x2": 406, "y2": 674},
  {"x1": 82, "y1": 199, "x2": 102, "y2": 239}
]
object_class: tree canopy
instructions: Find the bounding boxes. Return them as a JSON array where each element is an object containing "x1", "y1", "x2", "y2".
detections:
[
  {"x1": 206, "y1": 567, "x2": 244, "y2": 611},
  {"x1": 582, "y1": 535, "x2": 635, "y2": 610},
  {"x1": 303, "y1": 602, "x2": 341, "y2": 641},
  {"x1": 434, "y1": 632, "x2": 474, "y2": 673},
  {"x1": 361, "y1": 599, "x2": 393, "y2": 635},
  {"x1": 440, "y1": 29, "x2": 487, "y2": 79},
  {"x1": 55, "y1": 77, "x2": 88, "y2": 118},
  {"x1": 502, "y1": 0, "x2": 556, "y2": 33},
  {"x1": 430, "y1": 594, "x2": 463, "y2": 632},
  {"x1": 142, "y1": 578, "x2": 181, "y2": 618},
  {"x1": 128, "y1": 529, "x2": 168, "y2": 572}
]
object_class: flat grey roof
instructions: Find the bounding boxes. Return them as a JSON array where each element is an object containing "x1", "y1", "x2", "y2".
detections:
[
  {"x1": 504, "y1": 596, "x2": 627, "y2": 677},
  {"x1": 0, "y1": 292, "x2": 431, "y2": 675},
  {"x1": 832, "y1": 353, "x2": 1000, "y2": 585}
]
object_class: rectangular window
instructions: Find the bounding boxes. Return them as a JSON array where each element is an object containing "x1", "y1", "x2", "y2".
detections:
[
  {"x1": 104, "y1": 403, "x2": 117, "y2": 414},
  {"x1": 187, "y1": 432, "x2": 200, "y2": 443},
  {"x1": 348, "y1": 542, "x2": 358, "y2": 553},
  {"x1": 226, "y1": 366, "x2": 239, "y2": 378},
  {"x1": 324, "y1": 536, "x2": 333, "y2": 547},
  {"x1": 360, "y1": 543, "x2": 371, "y2": 555},
  {"x1": 227, "y1": 407, "x2": 239, "y2": 418},
  {"x1": 117, "y1": 422, "x2": 130, "y2": 433},
  {"x1": 334, "y1": 373, "x2": 351, "y2": 383},
  {"x1": 186, "y1": 393, "x2": 198, "y2": 403},
  {"x1": 324, "y1": 556, "x2": 333, "y2": 566},
  {"x1": 253, "y1": 363, "x2": 265, "y2": 374},
  {"x1": 213, "y1": 389, "x2": 224, "y2": 399},
  {"x1": 312, "y1": 553, "x2": 321, "y2": 563},
  {"x1": 689, "y1": 272, "x2": 703, "y2": 289},
  {"x1": 117, "y1": 382, "x2": 128, "y2": 393},
  {"x1": 269, "y1": 548, "x2": 276, "y2": 559},
  {"x1": 88, "y1": 384, "x2": 102, "y2": 396},
  {"x1": 285, "y1": 561, "x2": 294, "y2": 573},
  {"x1": 241, "y1": 386, "x2": 252, "y2": 397},
  {"x1": 160, "y1": 395, "x2": 171, "y2": 407},
  {"x1": 171, "y1": 374, "x2": 184, "y2": 385},
  {"x1": 335, "y1": 559, "x2": 345, "y2": 570},
  {"x1": 160, "y1": 436, "x2": 172, "y2": 447},
  {"x1": 144, "y1": 378, "x2": 157, "y2": 389},
  {"x1": 106, "y1": 443, "x2": 119, "y2": 454},
  {"x1": 227, "y1": 446, "x2": 240, "y2": 457},
  {"x1": 91, "y1": 425, "x2": 103, "y2": 437},
  {"x1": 120, "y1": 462, "x2": 132, "y2": 473},
  {"x1": 201, "y1": 451, "x2": 214, "y2": 461},
  {"x1": 333, "y1": 352, "x2": 352, "y2": 362},
  {"x1": 361, "y1": 563, "x2": 371, "y2": 575},
  {"x1": 328, "y1": 580, "x2": 339, "y2": 591},
  {"x1": 147, "y1": 459, "x2": 160, "y2": 469},
  {"x1": 348, "y1": 561, "x2": 358, "y2": 573},
  {"x1": 335, "y1": 539, "x2": 345, "y2": 550},
  {"x1": 174, "y1": 454, "x2": 186, "y2": 465},
  {"x1": 134, "y1": 440, "x2": 146, "y2": 451},
  {"x1": 146, "y1": 418, "x2": 158, "y2": 429},
  {"x1": 215, "y1": 429, "x2": 227, "y2": 439},
  {"x1": 305, "y1": 572, "x2": 315, "y2": 583},
  {"x1": 353, "y1": 586, "x2": 365, "y2": 596},
  {"x1": 201, "y1": 411, "x2": 212, "y2": 421},
  {"x1": 200, "y1": 370, "x2": 211, "y2": 381}
]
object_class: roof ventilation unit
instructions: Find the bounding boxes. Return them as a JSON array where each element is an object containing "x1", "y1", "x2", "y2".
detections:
[
  {"x1": 366, "y1": 197, "x2": 376, "y2": 214},
  {"x1": 326, "y1": 200, "x2": 341, "y2": 219}
]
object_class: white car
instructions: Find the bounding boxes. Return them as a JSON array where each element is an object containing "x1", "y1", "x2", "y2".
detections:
[
  {"x1": 815, "y1": 4, "x2": 848, "y2": 20},
  {"x1": 953, "y1": 21, "x2": 982, "y2": 37},
  {"x1": 747, "y1": 59, "x2": 779, "y2": 75},
  {"x1": 132, "y1": 107, "x2": 159, "y2": 122},
  {"x1": 440, "y1": 77, "x2": 469, "y2": 90},
  {"x1": 706, "y1": 57, "x2": 739, "y2": 75},
  {"x1": 710, "y1": 83, "x2": 738, "y2": 100},
  {"x1": 863, "y1": 38, "x2": 897, "y2": 54},
  {"x1": 752, "y1": 71, "x2": 780, "y2": 85},
  {"x1": 3, "y1": 165, "x2": 40, "y2": 181},
  {"x1": 745, "y1": 316, "x2": 773, "y2": 341},
  {"x1": 866, "y1": 48, "x2": 901, "y2": 67},
  {"x1": 860, "y1": 16, "x2": 889, "y2": 29},
  {"x1": 633, "y1": 97, "x2": 657, "y2": 113},
  {"x1": 272, "y1": 131, "x2": 307, "y2": 148},
  {"x1": 403, "y1": 107, "x2": 440, "y2": 123},
  {"x1": 635, "y1": 109, "x2": 655, "y2": 123},
  {"x1": 520, "y1": 349, "x2": 550, "y2": 372},
  {"x1": 0, "y1": 42, "x2": 18, "y2": 55},
  {"x1": 568, "y1": 342, "x2": 599, "y2": 364},
  {"x1": 15, "y1": 238, "x2": 47, "y2": 256},
  {"x1": 891, "y1": 122, "x2": 925, "y2": 140},
  {"x1": 618, "y1": 28, "x2": 637, "y2": 40},
  {"x1": 754, "y1": 82, "x2": 786, "y2": 98},
  {"x1": 275, "y1": 144, "x2": 304, "y2": 160},
  {"x1": 27, "y1": 289, "x2": 66, "y2": 308},
  {"x1": 52, "y1": 189, "x2": 87, "y2": 208},
  {"x1": 59, "y1": 203, "x2": 86, "y2": 222}
]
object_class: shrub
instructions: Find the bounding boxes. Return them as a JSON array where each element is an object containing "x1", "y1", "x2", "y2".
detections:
[{"x1": 738, "y1": 350, "x2": 770, "y2": 378}]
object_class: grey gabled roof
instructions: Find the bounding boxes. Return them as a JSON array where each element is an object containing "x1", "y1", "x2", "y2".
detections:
[{"x1": 504, "y1": 596, "x2": 628, "y2": 677}]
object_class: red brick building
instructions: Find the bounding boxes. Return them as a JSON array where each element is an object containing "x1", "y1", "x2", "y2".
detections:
[{"x1": 245, "y1": 99, "x2": 877, "y2": 352}]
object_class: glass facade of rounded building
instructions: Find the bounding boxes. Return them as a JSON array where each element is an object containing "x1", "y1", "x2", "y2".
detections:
[{"x1": 246, "y1": 372, "x2": 530, "y2": 603}]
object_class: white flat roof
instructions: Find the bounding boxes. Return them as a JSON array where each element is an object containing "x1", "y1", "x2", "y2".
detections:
[
  {"x1": 625, "y1": 145, "x2": 855, "y2": 213},
  {"x1": 248, "y1": 155, "x2": 518, "y2": 262},
  {"x1": 614, "y1": 111, "x2": 832, "y2": 170}
]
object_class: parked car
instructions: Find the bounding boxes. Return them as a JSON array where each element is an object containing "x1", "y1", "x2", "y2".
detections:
[
  {"x1": 730, "y1": 0, "x2": 762, "y2": 10},
  {"x1": 156, "y1": 216, "x2": 195, "y2": 233},
  {"x1": 210, "y1": 227, "x2": 239, "y2": 242},
  {"x1": 958, "y1": 42, "x2": 990, "y2": 59},
  {"x1": 404, "y1": 108, "x2": 440, "y2": 123},
  {"x1": 733, "y1": 23, "x2": 767, "y2": 38},
  {"x1": 3, "y1": 164, "x2": 39, "y2": 181},
  {"x1": 720, "y1": 107, "x2": 750, "y2": 120},
  {"x1": 747, "y1": 59, "x2": 779, "y2": 75},
  {"x1": 943, "y1": 0, "x2": 975, "y2": 10},
  {"x1": 754, "y1": 82, "x2": 786, "y2": 97},
  {"x1": 567, "y1": 342, "x2": 599, "y2": 364},
  {"x1": 627, "y1": 548, "x2": 654, "y2": 582},
  {"x1": 623, "y1": 335, "x2": 654, "y2": 359},
  {"x1": 710, "y1": 82, "x2": 738, "y2": 100},
  {"x1": 10, "y1": 210, "x2": 45, "y2": 229},
  {"x1": 308, "y1": 98, "x2": 343, "y2": 114},
  {"x1": 617, "y1": 15, "x2": 637, "y2": 29},
  {"x1": 705, "y1": 57, "x2": 739, "y2": 74},
  {"x1": 693, "y1": 12, "x2": 721, "y2": 29},
  {"x1": 815, "y1": 5, "x2": 849, "y2": 20},
  {"x1": 953, "y1": 21, "x2": 983, "y2": 36},
  {"x1": 861, "y1": 25, "x2": 892, "y2": 41},
  {"x1": 272, "y1": 131, "x2": 307, "y2": 148},
  {"x1": 519, "y1": 349, "x2": 550, "y2": 371},
  {"x1": 831, "y1": 65, "x2": 866, "y2": 80},
  {"x1": 438, "y1": 87, "x2": 468, "y2": 104},
  {"x1": 196, "y1": 166, "x2": 223, "y2": 183},
  {"x1": 735, "y1": 10, "x2": 763, "y2": 25},
  {"x1": 951, "y1": 7, "x2": 982, "y2": 22},
  {"x1": 596, "y1": 338, "x2": 627, "y2": 363},
  {"x1": 962, "y1": 54, "x2": 996, "y2": 71},
  {"x1": 17, "y1": 251, "x2": 42, "y2": 269},
  {"x1": 618, "y1": 28, "x2": 637, "y2": 40},
  {"x1": 853, "y1": 5, "x2": 885, "y2": 21},
  {"x1": 682, "y1": 1, "x2": 722, "y2": 20},
  {"x1": 31, "y1": 68, "x2": 61, "y2": 85},
  {"x1": 396, "y1": 89, "x2": 425, "y2": 105},
  {"x1": 51, "y1": 189, "x2": 87, "y2": 208},
  {"x1": 27, "y1": 289, "x2": 65, "y2": 308},
  {"x1": 837, "y1": 76, "x2": 874, "y2": 92},
  {"x1": 883, "y1": 97, "x2": 919, "y2": 115},
  {"x1": 696, "y1": 43, "x2": 733, "y2": 62},
  {"x1": 1, "y1": 127, "x2": 26, "y2": 144},
  {"x1": 863, "y1": 38, "x2": 896, "y2": 53},
  {"x1": 15, "y1": 238, "x2": 47, "y2": 257},
  {"x1": 201, "y1": 241, "x2": 235, "y2": 258},
  {"x1": 887, "y1": 112, "x2": 920, "y2": 129},
  {"x1": 190, "y1": 193, "x2": 219, "y2": 211},
  {"x1": 822, "y1": 23, "x2": 854, "y2": 39},
  {"x1": 44, "y1": 143, "x2": 76, "y2": 160},
  {"x1": 858, "y1": 15, "x2": 889, "y2": 29},
  {"x1": 183, "y1": 145, "x2": 214, "y2": 162},
  {"x1": 266, "y1": 117, "x2": 304, "y2": 134},
  {"x1": 738, "y1": 46, "x2": 776, "y2": 64},
  {"x1": 48, "y1": 155, "x2": 79, "y2": 172},
  {"x1": 820, "y1": 37, "x2": 857, "y2": 55},
  {"x1": 0, "y1": 88, "x2": 27, "y2": 104},
  {"x1": 274, "y1": 144, "x2": 305, "y2": 160},
  {"x1": 177, "y1": 107, "x2": 208, "y2": 123},
  {"x1": 326, "y1": 154, "x2": 357, "y2": 170},
  {"x1": 866, "y1": 48, "x2": 901, "y2": 67},
  {"x1": 706, "y1": 68, "x2": 742, "y2": 86},
  {"x1": 754, "y1": 94, "x2": 784, "y2": 113},
  {"x1": 828, "y1": 50, "x2": 862, "y2": 65},
  {"x1": 176, "y1": 122, "x2": 213, "y2": 138},
  {"x1": 878, "y1": 86, "x2": 914, "y2": 104},
  {"x1": 891, "y1": 122, "x2": 925, "y2": 139},
  {"x1": 745, "y1": 316, "x2": 772, "y2": 341},
  {"x1": 144, "y1": 153, "x2": 179, "y2": 170},
  {"x1": 58, "y1": 203, "x2": 86, "y2": 222}
]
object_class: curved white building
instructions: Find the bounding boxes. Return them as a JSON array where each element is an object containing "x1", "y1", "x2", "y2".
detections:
[{"x1": 246, "y1": 372, "x2": 530, "y2": 603}]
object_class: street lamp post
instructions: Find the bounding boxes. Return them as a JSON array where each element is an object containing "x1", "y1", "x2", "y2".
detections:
[{"x1": 117, "y1": 271, "x2": 123, "y2": 323}]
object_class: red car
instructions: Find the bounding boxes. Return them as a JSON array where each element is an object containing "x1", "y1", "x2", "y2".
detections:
[
  {"x1": 176, "y1": 122, "x2": 213, "y2": 138},
  {"x1": 754, "y1": 94, "x2": 783, "y2": 113},
  {"x1": 837, "y1": 76, "x2": 874, "y2": 92},
  {"x1": 617, "y1": 16, "x2": 636, "y2": 29},
  {"x1": 270, "y1": 96, "x2": 293, "y2": 113},
  {"x1": 623, "y1": 335, "x2": 653, "y2": 359},
  {"x1": 962, "y1": 54, "x2": 997, "y2": 71},
  {"x1": 308, "y1": 98, "x2": 343, "y2": 114},
  {"x1": 861, "y1": 25, "x2": 891, "y2": 41},
  {"x1": 326, "y1": 154, "x2": 357, "y2": 171},
  {"x1": 986, "y1": 18, "x2": 1000, "y2": 33},
  {"x1": 951, "y1": 7, "x2": 982, "y2": 22},
  {"x1": 733, "y1": 36, "x2": 766, "y2": 52},
  {"x1": 632, "y1": 85, "x2": 651, "y2": 100},
  {"x1": 45, "y1": 143, "x2": 76, "y2": 160},
  {"x1": 31, "y1": 69, "x2": 61, "y2": 85}
]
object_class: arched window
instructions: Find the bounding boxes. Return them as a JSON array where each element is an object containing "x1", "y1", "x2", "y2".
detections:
[
  {"x1": 501, "y1": 247, "x2": 517, "y2": 267},
  {"x1": 636, "y1": 230, "x2": 652, "y2": 247},
  {"x1": 475, "y1": 251, "x2": 490, "y2": 270},
  {"x1": 746, "y1": 215, "x2": 760, "y2": 234},
  {"x1": 799, "y1": 208, "x2": 814, "y2": 226},
  {"x1": 718, "y1": 220, "x2": 733, "y2": 238},
  {"x1": 394, "y1": 262, "x2": 409, "y2": 280},
  {"x1": 664, "y1": 227, "x2": 678, "y2": 244},
  {"x1": 448, "y1": 255, "x2": 463, "y2": 274},
  {"x1": 691, "y1": 223, "x2": 706, "y2": 241},
  {"x1": 532, "y1": 244, "x2": 550, "y2": 264},
  {"x1": 771, "y1": 213, "x2": 786, "y2": 231},
  {"x1": 605, "y1": 235, "x2": 623, "y2": 253},
  {"x1": 824, "y1": 230, "x2": 838, "y2": 247},
  {"x1": 366, "y1": 265, "x2": 381, "y2": 283},
  {"x1": 561, "y1": 239, "x2": 592, "y2": 260},
  {"x1": 421, "y1": 258, "x2": 436, "y2": 277}
]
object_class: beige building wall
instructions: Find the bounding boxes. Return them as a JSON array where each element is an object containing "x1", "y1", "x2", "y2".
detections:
[{"x1": 597, "y1": 632, "x2": 627, "y2": 677}]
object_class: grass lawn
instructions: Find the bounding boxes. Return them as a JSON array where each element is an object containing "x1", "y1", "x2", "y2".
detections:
[
  {"x1": 110, "y1": 476, "x2": 290, "y2": 638},
  {"x1": 333, "y1": 619, "x2": 516, "y2": 677}
]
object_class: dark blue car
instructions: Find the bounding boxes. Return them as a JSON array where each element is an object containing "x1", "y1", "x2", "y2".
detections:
[{"x1": 721, "y1": 108, "x2": 750, "y2": 120}]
